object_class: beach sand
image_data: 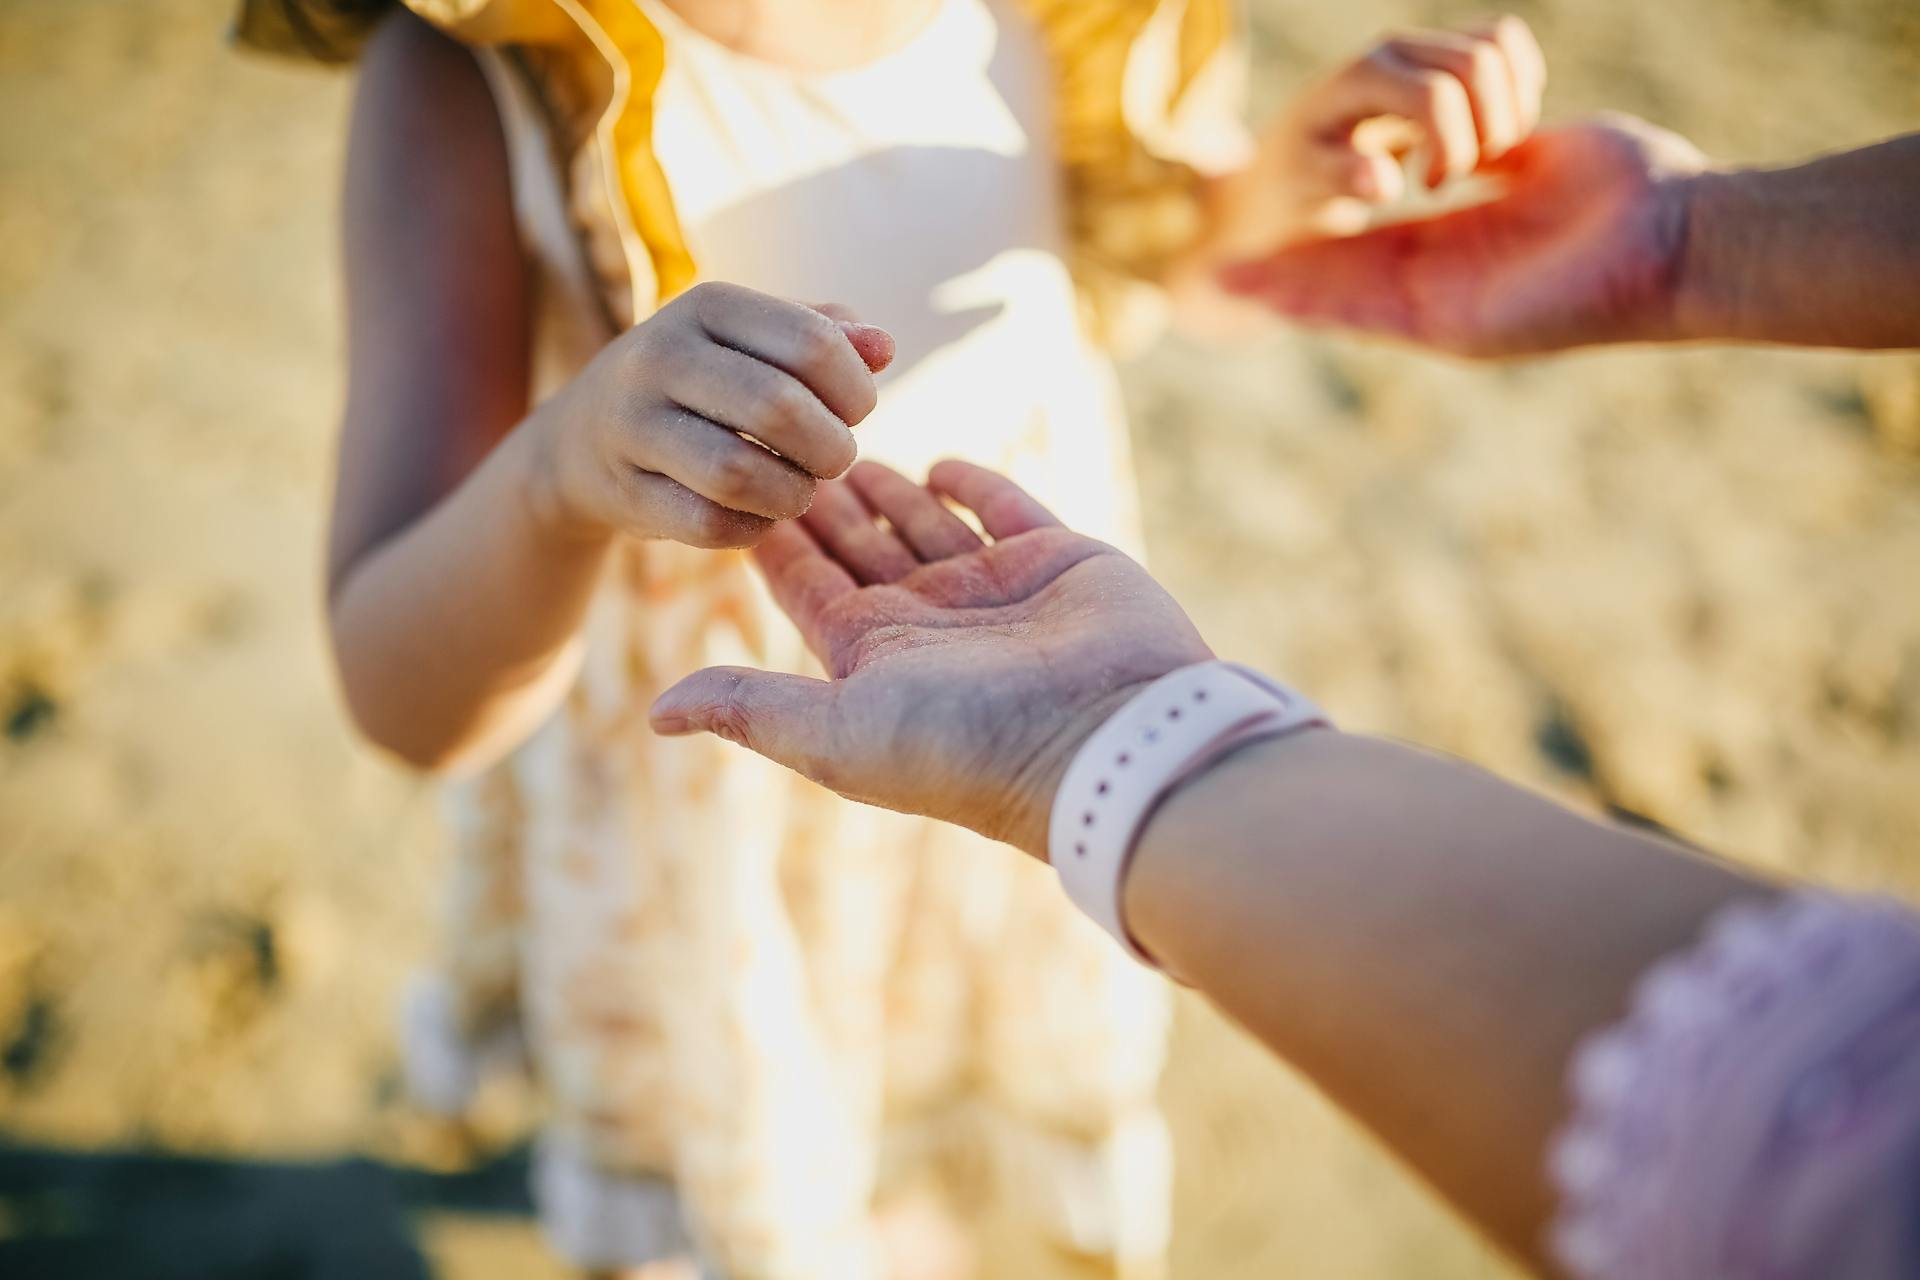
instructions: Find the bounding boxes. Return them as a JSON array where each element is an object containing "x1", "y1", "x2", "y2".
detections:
[{"x1": 2, "y1": 0, "x2": 1917, "y2": 1275}]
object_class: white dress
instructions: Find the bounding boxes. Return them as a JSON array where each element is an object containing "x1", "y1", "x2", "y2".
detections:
[
  {"x1": 641, "y1": 0, "x2": 1142, "y2": 540},
  {"x1": 417, "y1": 4, "x2": 1176, "y2": 1275}
]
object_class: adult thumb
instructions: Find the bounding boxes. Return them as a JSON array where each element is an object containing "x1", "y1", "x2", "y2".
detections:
[
  {"x1": 1216, "y1": 226, "x2": 1419, "y2": 337},
  {"x1": 649, "y1": 666, "x2": 838, "y2": 778}
]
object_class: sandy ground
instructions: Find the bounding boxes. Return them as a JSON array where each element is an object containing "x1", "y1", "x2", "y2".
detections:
[{"x1": 1, "y1": 0, "x2": 1917, "y2": 1276}]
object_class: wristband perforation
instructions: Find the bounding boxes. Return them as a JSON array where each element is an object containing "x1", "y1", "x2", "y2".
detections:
[{"x1": 1049, "y1": 662, "x2": 1330, "y2": 967}]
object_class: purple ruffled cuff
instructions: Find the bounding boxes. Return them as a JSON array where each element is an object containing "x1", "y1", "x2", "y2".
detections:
[{"x1": 1549, "y1": 890, "x2": 1920, "y2": 1280}]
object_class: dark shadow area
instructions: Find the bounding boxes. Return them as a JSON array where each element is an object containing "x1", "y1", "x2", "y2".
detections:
[{"x1": 0, "y1": 1142, "x2": 534, "y2": 1280}]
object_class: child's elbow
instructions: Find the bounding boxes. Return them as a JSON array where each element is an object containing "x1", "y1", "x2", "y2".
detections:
[{"x1": 339, "y1": 683, "x2": 475, "y2": 776}]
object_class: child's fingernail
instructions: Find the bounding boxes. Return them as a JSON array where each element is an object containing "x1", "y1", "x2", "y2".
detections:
[{"x1": 838, "y1": 321, "x2": 896, "y2": 369}]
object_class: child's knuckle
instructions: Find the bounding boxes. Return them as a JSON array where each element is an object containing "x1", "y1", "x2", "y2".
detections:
[
  {"x1": 1465, "y1": 39, "x2": 1501, "y2": 84},
  {"x1": 1410, "y1": 69, "x2": 1450, "y2": 110},
  {"x1": 684, "y1": 279, "x2": 728, "y2": 309},
  {"x1": 709, "y1": 448, "x2": 762, "y2": 504},
  {"x1": 1491, "y1": 13, "x2": 1529, "y2": 43},
  {"x1": 615, "y1": 328, "x2": 661, "y2": 378},
  {"x1": 684, "y1": 280, "x2": 734, "y2": 329},
  {"x1": 761, "y1": 380, "x2": 815, "y2": 435},
  {"x1": 792, "y1": 313, "x2": 845, "y2": 369}
]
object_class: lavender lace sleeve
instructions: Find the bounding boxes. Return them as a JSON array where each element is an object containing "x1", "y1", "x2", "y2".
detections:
[{"x1": 1548, "y1": 891, "x2": 1920, "y2": 1280}]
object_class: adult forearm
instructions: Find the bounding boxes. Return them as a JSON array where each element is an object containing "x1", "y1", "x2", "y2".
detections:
[
  {"x1": 1123, "y1": 729, "x2": 1772, "y2": 1268},
  {"x1": 329, "y1": 415, "x2": 613, "y2": 773},
  {"x1": 1675, "y1": 133, "x2": 1920, "y2": 349}
]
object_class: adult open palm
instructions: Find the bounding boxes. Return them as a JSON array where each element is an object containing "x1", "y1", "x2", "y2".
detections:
[
  {"x1": 649, "y1": 461, "x2": 1212, "y2": 858},
  {"x1": 1222, "y1": 115, "x2": 1709, "y2": 357}
]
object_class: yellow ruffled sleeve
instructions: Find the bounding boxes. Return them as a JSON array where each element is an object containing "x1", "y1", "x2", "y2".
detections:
[
  {"x1": 231, "y1": 0, "x2": 572, "y2": 62},
  {"x1": 1018, "y1": 0, "x2": 1247, "y2": 343},
  {"x1": 230, "y1": 0, "x2": 690, "y2": 321}
]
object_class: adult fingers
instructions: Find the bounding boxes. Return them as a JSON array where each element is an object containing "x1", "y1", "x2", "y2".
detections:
[
  {"x1": 690, "y1": 281, "x2": 890, "y2": 425},
  {"x1": 649, "y1": 666, "x2": 842, "y2": 784},
  {"x1": 661, "y1": 343, "x2": 857, "y2": 479},
  {"x1": 1386, "y1": 29, "x2": 1521, "y2": 161},
  {"x1": 628, "y1": 407, "x2": 817, "y2": 520},
  {"x1": 751, "y1": 520, "x2": 858, "y2": 659},
  {"x1": 845, "y1": 461, "x2": 984, "y2": 562},
  {"x1": 924, "y1": 460, "x2": 1064, "y2": 540},
  {"x1": 800, "y1": 477, "x2": 922, "y2": 584}
]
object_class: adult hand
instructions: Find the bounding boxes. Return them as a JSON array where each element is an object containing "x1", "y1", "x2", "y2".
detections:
[
  {"x1": 649, "y1": 461, "x2": 1214, "y2": 859},
  {"x1": 1219, "y1": 114, "x2": 1710, "y2": 357}
]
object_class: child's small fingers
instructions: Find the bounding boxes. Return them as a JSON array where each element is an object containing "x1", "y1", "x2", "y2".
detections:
[
  {"x1": 1476, "y1": 15, "x2": 1546, "y2": 136},
  {"x1": 690, "y1": 282, "x2": 884, "y2": 425},
  {"x1": 925, "y1": 460, "x2": 1062, "y2": 540},
  {"x1": 845, "y1": 461, "x2": 985, "y2": 562},
  {"x1": 839, "y1": 321, "x2": 896, "y2": 374},
  {"x1": 809, "y1": 301, "x2": 862, "y2": 326},
  {"x1": 1324, "y1": 139, "x2": 1407, "y2": 204},
  {"x1": 1344, "y1": 50, "x2": 1480, "y2": 187},
  {"x1": 618, "y1": 468, "x2": 776, "y2": 550},
  {"x1": 662, "y1": 344, "x2": 856, "y2": 479},
  {"x1": 1385, "y1": 30, "x2": 1521, "y2": 161},
  {"x1": 800, "y1": 478, "x2": 922, "y2": 585},
  {"x1": 809, "y1": 303, "x2": 897, "y2": 374},
  {"x1": 635, "y1": 408, "x2": 818, "y2": 521}
]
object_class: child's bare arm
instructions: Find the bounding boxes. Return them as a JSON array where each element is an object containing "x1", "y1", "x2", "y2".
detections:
[{"x1": 329, "y1": 12, "x2": 890, "y2": 773}]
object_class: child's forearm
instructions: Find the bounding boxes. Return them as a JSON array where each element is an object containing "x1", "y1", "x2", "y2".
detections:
[
  {"x1": 328, "y1": 407, "x2": 613, "y2": 773},
  {"x1": 1674, "y1": 133, "x2": 1920, "y2": 349}
]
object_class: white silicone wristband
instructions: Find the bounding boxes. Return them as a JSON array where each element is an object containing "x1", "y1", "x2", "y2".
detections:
[{"x1": 1049, "y1": 661, "x2": 1330, "y2": 966}]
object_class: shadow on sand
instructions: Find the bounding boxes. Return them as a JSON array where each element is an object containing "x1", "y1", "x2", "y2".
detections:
[{"x1": 0, "y1": 1141, "x2": 535, "y2": 1279}]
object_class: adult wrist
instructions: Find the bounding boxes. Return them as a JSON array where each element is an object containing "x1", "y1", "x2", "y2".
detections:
[
  {"x1": 1120, "y1": 725, "x2": 1335, "y2": 968},
  {"x1": 1667, "y1": 165, "x2": 1760, "y2": 344},
  {"x1": 1047, "y1": 662, "x2": 1331, "y2": 966},
  {"x1": 1001, "y1": 678, "x2": 1164, "y2": 861}
]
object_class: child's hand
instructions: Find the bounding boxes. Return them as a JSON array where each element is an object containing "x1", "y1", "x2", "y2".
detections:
[
  {"x1": 530, "y1": 282, "x2": 895, "y2": 549},
  {"x1": 1224, "y1": 16, "x2": 1546, "y2": 250}
]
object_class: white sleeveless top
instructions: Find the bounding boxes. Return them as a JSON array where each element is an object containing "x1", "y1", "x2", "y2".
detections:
[
  {"x1": 454, "y1": 13, "x2": 1171, "y2": 1273},
  {"x1": 638, "y1": 0, "x2": 1141, "y2": 540}
]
